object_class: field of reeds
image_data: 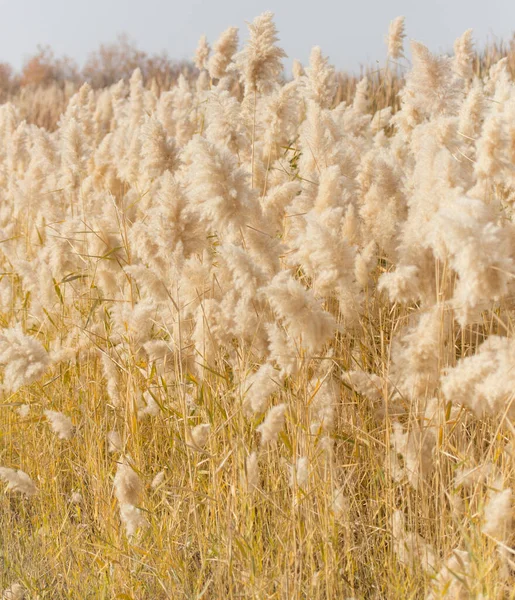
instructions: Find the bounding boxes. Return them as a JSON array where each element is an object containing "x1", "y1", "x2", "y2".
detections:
[{"x1": 0, "y1": 12, "x2": 514, "y2": 599}]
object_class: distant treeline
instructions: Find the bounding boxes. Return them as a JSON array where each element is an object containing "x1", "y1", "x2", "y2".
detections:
[
  {"x1": 2, "y1": 31, "x2": 515, "y2": 131},
  {"x1": 0, "y1": 35, "x2": 194, "y2": 95}
]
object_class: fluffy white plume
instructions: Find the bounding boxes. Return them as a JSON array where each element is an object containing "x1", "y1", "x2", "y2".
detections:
[
  {"x1": 189, "y1": 424, "x2": 211, "y2": 449},
  {"x1": 114, "y1": 458, "x2": 146, "y2": 538},
  {"x1": 264, "y1": 272, "x2": 337, "y2": 353},
  {"x1": 114, "y1": 458, "x2": 143, "y2": 506},
  {"x1": 151, "y1": 470, "x2": 166, "y2": 490},
  {"x1": 257, "y1": 403, "x2": 286, "y2": 446},
  {"x1": 233, "y1": 11, "x2": 286, "y2": 94},
  {"x1": 208, "y1": 27, "x2": 239, "y2": 80},
  {"x1": 246, "y1": 451, "x2": 259, "y2": 491},
  {"x1": 0, "y1": 467, "x2": 37, "y2": 497},
  {"x1": 289, "y1": 456, "x2": 309, "y2": 489},
  {"x1": 441, "y1": 336, "x2": 515, "y2": 418},
  {"x1": 2, "y1": 584, "x2": 25, "y2": 600},
  {"x1": 0, "y1": 326, "x2": 49, "y2": 392},
  {"x1": 194, "y1": 35, "x2": 210, "y2": 71},
  {"x1": 107, "y1": 431, "x2": 123, "y2": 453},
  {"x1": 482, "y1": 486, "x2": 513, "y2": 542},
  {"x1": 44, "y1": 410, "x2": 75, "y2": 440},
  {"x1": 244, "y1": 363, "x2": 282, "y2": 414},
  {"x1": 386, "y1": 16, "x2": 405, "y2": 60}
]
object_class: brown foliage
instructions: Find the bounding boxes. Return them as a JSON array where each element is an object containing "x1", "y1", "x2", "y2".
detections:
[
  {"x1": 82, "y1": 34, "x2": 192, "y2": 89},
  {"x1": 20, "y1": 45, "x2": 79, "y2": 87}
]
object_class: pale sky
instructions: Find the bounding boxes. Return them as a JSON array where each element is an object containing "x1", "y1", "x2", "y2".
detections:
[{"x1": 0, "y1": 0, "x2": 512, "y2": 74}]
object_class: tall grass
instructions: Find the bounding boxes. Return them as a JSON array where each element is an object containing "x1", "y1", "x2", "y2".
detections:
[{"x1": 0, "y1": 13, "x2": 514, "y2": 599}]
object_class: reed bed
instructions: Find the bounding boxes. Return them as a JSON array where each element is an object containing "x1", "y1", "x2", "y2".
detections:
[{"x1": 0, "y1": 13, "x2": 514, "y2": 599}]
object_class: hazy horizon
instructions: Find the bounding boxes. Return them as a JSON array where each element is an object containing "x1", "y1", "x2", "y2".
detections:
[{"x1": 0, "y1": 0, "x2": 513, "y2": 75}]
